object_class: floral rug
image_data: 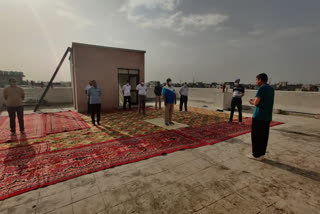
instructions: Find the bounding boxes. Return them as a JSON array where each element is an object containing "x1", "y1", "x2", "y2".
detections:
[
  {"x1": 45, "y1": 110, "x2": 90, "y2": 134},
  {"x1": 0, "y1": 114, "x2": 45, "y2": 144},
  {"x1": 0, "y1": 106, "x2": 283, "y2": 200},
  {"x1": 177, "y1": 118, "x2": 284, "y2": 145},
  {"x1": 0, "y1": 131, "x2": 203, "y2": 200}
]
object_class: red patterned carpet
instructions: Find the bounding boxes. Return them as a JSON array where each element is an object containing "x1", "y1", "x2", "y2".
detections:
[
  {"x1": 0, "y1": 108, "x2": 284, "y2": 200},
  {"x1": 0, "y1": 111, "x2": 90, "y2": 144},
  {"x1": 0, "y1": 131, "x2": 203, "y2": 200},
  {"x1": 0, "y1": 114, "x2": 45, "y2": 144},
  {"x1": 45, "y1": 111, "x2": 90, "y2": 134},
  {"x1": 0, "y1": 141, "x2": 50, "y2": 163},
  {"x1": 177, "y1": 119, "x2": 284, "y2": 145}
]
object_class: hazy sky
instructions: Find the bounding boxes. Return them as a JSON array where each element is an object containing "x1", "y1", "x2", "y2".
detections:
[{"x1": 1, "y1": 0, "x2": 319, "y2": 84}]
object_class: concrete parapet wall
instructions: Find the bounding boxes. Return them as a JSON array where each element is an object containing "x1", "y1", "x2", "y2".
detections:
[
  {"x1": 242, "y1": 90, "x2": 320, "y2": 115},
  {"x1": 1, "y1": 87, "x2": 319, "y2": 114},
  {"x1": 147, "y1": 87, "x2": 320, "y2": 114},
  {"x1": 0, "y1": 87, "x2": 73, "y2": 108}
]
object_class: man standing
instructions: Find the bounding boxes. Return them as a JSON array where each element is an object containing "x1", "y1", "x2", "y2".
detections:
[
  {"x1": 229, "y1": 79, "x2": 245, "y2": 124},
  {"x1": 3, "y1": 79, "x2": 25, "y2": 136},
  {"x1": 85, "y1": 81, "x2": 92, "y2": 113},
  {"x1": 179, "y1": 82, "x2": 189, "y2": 112},
  {"x1": 162, "y1": 78, "x2": 176, "y2": 126},
  {"x1": 122, "y1": 80, "x2": 131, "y2": 110},
  {"x1": 136, "y1": 81, "x2": 147, "y2": 115},
  {"x1": 154, "y1": 81, "x2": 162, "y2": 110},
  {"x1": 87, "y1": 80, "x2": 101, "y2": 126},
  {"x1": 248, "y1": 73, "x2": 275, "y2": 160}
]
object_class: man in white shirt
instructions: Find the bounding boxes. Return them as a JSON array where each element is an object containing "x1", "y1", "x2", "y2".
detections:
[
  {"x1": 179, "y1": 82, "x2": 189, "y2": 112},
  {"x1": 136, "y1": 81, "x2": 147, "y2": 115},
  {"x1": 122, "y1": 80, "x2": 131, "y2": 110},
  {"x1": 85, "y1": 81, "x2": 92, "y2": 113}
]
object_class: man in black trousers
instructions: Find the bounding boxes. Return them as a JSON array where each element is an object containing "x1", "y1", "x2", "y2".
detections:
[
  {"x1": 87, "y1": 80, "x2": 102, "y2": 126},
  {"x1": 229, "y1": 79, "x2": 245, "y2": 124},
  {"x1": 248, "y1": 73, "x2": 275, "y2": 160}
]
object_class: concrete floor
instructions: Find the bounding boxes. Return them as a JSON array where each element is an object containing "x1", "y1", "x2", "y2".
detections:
[{"x1": 0, "y1": 102, "x2": 319, "y2": 214}]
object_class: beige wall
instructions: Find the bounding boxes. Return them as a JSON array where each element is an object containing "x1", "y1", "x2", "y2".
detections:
[
  {"x1": 71, "y1": 43, "x2": 145, "y2": 113},
  {"x1": 241, "y1": 90, "x2": 320, "y2": 114},
  {"x1": 0, "y1": 87, "x2": 73, "y2": 109},
  {"x1": 147, "y1": 87, "x2": 320, "y2": 114}
]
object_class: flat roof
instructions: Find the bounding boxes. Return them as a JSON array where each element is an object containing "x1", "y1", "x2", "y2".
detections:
[{"x1": 72, "y1": 42, "x2": 146, "y2": 53}]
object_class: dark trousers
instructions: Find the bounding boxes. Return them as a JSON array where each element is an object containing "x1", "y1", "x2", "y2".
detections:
[
  {"x1": 138, "y1": 95, "x2": 146, "y2": 114},
  {"x1": 87, "y1": 98, "x2": 91, "y2": 114},
  {"x1": 123, "y1": 96, "x2": 131, "y2": 110},
  {"x1": 90, "y1": 104, "x2": 101, "y2": 124},
  {"x1": 229, "y1": 97, "x2": 242, "y2": 122},
  {"x1": 251, "y1": 119, "x2": 271, "y2": 157},
  {"x1": 180, "y1": 95, "x2": 188, "y2": 111},
  {"x1": 7, "y1": 106, "x2": 24, "y2": 132}
]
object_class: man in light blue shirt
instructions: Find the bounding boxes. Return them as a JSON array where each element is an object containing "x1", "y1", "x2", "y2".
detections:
[{"x1": 87, "y1": 80, "x2": 101, "y2": 125}]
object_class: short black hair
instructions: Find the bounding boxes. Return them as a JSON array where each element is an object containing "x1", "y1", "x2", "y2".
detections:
[
  {"x1": 256, "y1": 73, "x2": 268, "y2": 83},
  {"x1": 9, "y1": 79, "x2": 16, "y2": 82},
  {"x1": 126, "y1": 80, "x2": 130, "y2": 83},
  {"x1": 166, "y1": 78, "x2": 172, "y2": 82}
]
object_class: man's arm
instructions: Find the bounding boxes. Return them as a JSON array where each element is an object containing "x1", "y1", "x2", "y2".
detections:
[
  {"x1": 21, "y1": 88, "x2": 25, "y2": 100},
  {"x1": 162, "y1": 88, "x2": 166, "y2": 105},
  {"x1": 249, "y1": 97, "x2": 261, "y2": 106},
  {"x1": 3, "y1": 89, "x2": 8, "y2": 100},
  {"x1": 174, "y1": 93, "x2": 176, "y2": 104}
]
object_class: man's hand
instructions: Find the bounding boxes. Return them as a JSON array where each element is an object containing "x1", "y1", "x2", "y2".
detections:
[
  {"x1": 249, "y1": 99, "x2": 254, "y2": 105},
  {"x1": 249, "y1": 97, "x2": 261, "y2": 106}
]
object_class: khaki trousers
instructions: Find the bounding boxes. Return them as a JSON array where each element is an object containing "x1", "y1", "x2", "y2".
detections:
[
  {"x1": 165, "y1": 103, "x2": 174, "y2": 123},
  {"x1": 155, "y1": 96, "x2": 162, "y2": 109}
]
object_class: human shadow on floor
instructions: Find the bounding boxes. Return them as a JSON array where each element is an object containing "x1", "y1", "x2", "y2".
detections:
[
  {"x1": 262, "y1": 159, "x2": 320, "y2": 182},
  {"x1": 273, "y1": 129, "x2": 320, "y2": 139},
  {"x1": 3, "y1": 143, "x2": 36, "y2": 176}
]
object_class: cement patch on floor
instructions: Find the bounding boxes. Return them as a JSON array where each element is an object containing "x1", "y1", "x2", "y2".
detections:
[{"x1": 145, "y1": 118, "x2": 189, "y2": 130}]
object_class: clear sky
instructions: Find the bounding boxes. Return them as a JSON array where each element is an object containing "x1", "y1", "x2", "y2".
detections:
[{"x1": 1, "y1": 0, "x2": 319, "y2": 84}]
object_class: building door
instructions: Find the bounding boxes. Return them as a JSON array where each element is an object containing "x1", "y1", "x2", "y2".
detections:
[{"x1": 118, "y1": 69, "x2": 140, "y2": 107}]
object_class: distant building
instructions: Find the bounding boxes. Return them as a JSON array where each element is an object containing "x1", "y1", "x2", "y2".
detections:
[
  {"x1": 302, "y1": 84, "x2": 318, "y2": 92},
  {"x1": 0, "y1": 71, "x2": 24, "y2": 87}
]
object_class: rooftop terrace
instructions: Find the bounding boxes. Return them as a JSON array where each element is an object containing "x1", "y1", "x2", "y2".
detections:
[{"x1": 0, "y1": 100, "x2": 319, "y2": 214}]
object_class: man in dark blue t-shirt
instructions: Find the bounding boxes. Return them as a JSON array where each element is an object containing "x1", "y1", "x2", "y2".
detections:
[{"x1": 248, "y1": 73, "x2": 274, "y2": 160}]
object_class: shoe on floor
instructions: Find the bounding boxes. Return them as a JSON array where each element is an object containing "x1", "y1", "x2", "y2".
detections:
[
  {"x1": 20, "y1": 131, "x2": 26, "y2": 135},
  {"x1": 97, "y1": 122, "x2": 101, "y2": 125},
  {"x1": 246, "y1": 154, "x2": 264, "y2": 161},
  {"x1": 10, "y1": 132, "x2": 16, "y2": 136},
  {"x1": 165, "y1": 123, "x2": 169, "y2": 126},
  {"x1": 169, "y1": 121, "x2": 174, "y2": 125}
]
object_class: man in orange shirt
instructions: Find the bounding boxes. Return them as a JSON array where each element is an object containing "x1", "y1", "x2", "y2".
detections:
[{"x1": 3, "y1": 79, "x2": 25, "y2": 136}]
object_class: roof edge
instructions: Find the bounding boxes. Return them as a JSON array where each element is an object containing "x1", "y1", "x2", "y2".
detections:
[{"x1": 72, "y1": 42, "x2": 146, "y2": 53}]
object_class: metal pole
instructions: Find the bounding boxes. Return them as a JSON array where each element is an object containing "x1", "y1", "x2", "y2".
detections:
[{"x1": 34, "y1": 47, "x2": 71, "y2": 112}]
